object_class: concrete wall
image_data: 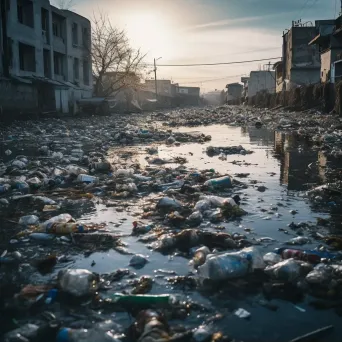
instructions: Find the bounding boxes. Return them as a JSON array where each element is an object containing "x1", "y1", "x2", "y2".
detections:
[
  {"x1": 0, "y1": 78, "x2": 37, "y2": 114},
  {"x1": 227, "y1": 84, "x2": 242, "y2": 101},
  {"x1": 321, "y1": 48, "x2": 342, "y2": 83},
  {"x1": 289, "y1": 69, "x2": 321, "y2": 87},
  {"x1": 248, "y1": 71, "x2": 276, "y2": 97},
  {"x1": 282, "y1": 26, "x2": 320, "y2": 90}
]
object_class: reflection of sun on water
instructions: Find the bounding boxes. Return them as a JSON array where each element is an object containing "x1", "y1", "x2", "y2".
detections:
[{"x1": 123, "y1": 12, "x2": 176, "y2": 59}]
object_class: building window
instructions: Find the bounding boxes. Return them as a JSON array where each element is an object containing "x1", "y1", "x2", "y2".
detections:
[
  {"x1": 7, "y1": 38, "x2": 13, "y2": 67},
  {"x1": 83, "y1": 59, "x2": 89, "y2": 85},
  {"x1": 19, "y1": 42, "x2": 36, "y2": 72},
  {"x1": 82, "y1": 27, "x2": 89, "y2": 48},
  {"x1": 53, "y1": 52, "x2": 65, "y2": 77},
  {"x1": 41, "y1": 8, "x2": 49, "y2": 44},
  {"x1": 73, "y1": 58, "x2": 79, "y2": 80},
  {"x1": 43, "y1": 49, "x2": 51, "y2": 77},
  {"x1": 72, "y1": 23, "x2": 78, "y2": 46},
  {"x1": 52, "y1": 13, "x2": 65, "y2": 39},
  {"x1": 17, "y1": 0, "x2": 34, "y2": 28}
]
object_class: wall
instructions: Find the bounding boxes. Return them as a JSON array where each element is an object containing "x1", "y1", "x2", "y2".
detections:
[
  {"x1": 321, "y1": 50, "x2": 332, "y2": 82},
  {"x1": 248, "y1": 71, "x2": 276, "y2": 97},
  {"x1": 227, "y1": 85, "x2": 242, "y2": 101},
  {"x1": 145, "y1": 80, "x2": 172, "y2": 96},
  {"x1": 321, "y1": 48, "x2": 342, "y2": 83},
  {"x1": 283, "y1": 26, "x2": 320, "y2": 88},
  {"x1": 290, "y1": 69, "x2": 321, "y2": 87},
  {"x1": 0, "y1": 78, "x2": 37, "y2": 116}
]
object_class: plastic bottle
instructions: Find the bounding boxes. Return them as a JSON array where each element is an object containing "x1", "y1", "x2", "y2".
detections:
[
  {"x1": 192, "y1": 246, "x2": 211, "y2": 268},
  {"x1": 204, "y1": 176, "x2": 232, "y2": 189},
  {"x1": 132, "y1": 221, "x2": 153, "y2": 235},
  {"x1": 0, "y1": 184, "x2": 11, "y2": 193},
  {"x1": 135, "y1": 310, "x2": 170, "y2": 342},
  {"x1": 40, "y1": 214, "x2": 74, "y2": 230},
  {"x1": 77, "y1": 174, "x2": 99, "y2": 184},
  {"x1": 58, "y1": 269, "x2": 99, "y2": 297},
  {"x1": 56, "y1": 320, "x2": 121, "y2": 342},
  {"x1": 46, "y1": 223, "x2": 85, "y2": 234},
  {"x1": 107, "y1": 293, "x2": 173, "y2": 306},
  {"x1": 4, "y1": 325, "x2": 37, "y2": 341},
  {"x1": 90, "y1": 162, "x2": 111, "y2": 172},
  {"x1": 115, "y1": 169, "x2": 134, "y2": 177},
  {"x1": 29, "y1": 233, "x2": 55, "y2": 241},
  {"x1": 274, "y1": 248, "x2": 336, "y2": 264},
  {"x1": 198, "y1": 247, "x2": 265, "y2": 281}
]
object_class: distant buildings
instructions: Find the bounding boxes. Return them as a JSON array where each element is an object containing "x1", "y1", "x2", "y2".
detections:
[
  {"x1": 226, "y1": 82, "x2": 242, "y2": 103},
  {"x1": 275, "y1": 21, "x2": 321, "y2": 92},
  {"x1": 248, "y1": 70, "x2": 276, "y2": 97},
  {"x1": 0, "y1": 0, "x2": 92, "y2": 115}
]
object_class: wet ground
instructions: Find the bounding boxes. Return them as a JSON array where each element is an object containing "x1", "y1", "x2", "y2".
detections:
[{"x1": 1, "y1": 111, "x2": 342, "y2": 341}]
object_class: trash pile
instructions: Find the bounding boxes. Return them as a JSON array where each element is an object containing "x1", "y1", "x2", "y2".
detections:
[{"x1": 1, "y1": 107, "x2": 342, "y2": 341}]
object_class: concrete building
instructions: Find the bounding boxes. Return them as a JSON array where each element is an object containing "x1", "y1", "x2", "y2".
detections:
[
  {"x1": 176, "y1": 86, "x2": 200, "y2": 106},
  {"x1": 248, "y1": 70, "x2": 276, "y2": 98},
  {"x1": 226, "y1": 82, "x2": 242, "y2": 103},
  {"x1": 0, "y1": 0, "x2": 92, "y2": 115},
  {"x1": 309, "y1": 18, "x2": 342, "y2": 83},
  {"x1": 274, "y1": 21, "x2": 321, "y2": 93},
  {"x1": 240, "y1": 77, "x2": 249, "y2": 100}
]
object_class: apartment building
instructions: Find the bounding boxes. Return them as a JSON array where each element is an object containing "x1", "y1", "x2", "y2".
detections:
[{"x1": 0, "y1": 0, "x2": 92, "y2": 114}]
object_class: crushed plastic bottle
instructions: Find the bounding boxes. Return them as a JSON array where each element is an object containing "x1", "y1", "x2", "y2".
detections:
[
  {"x1": 77, "y1": 174, "x2": 99, "y2": 184},
  {"x1": 58, "y1": 269, "x2": 99, "y2": 297},
  {"x1": 204, "y1": 176, "x2": 232, "y2": 189},
  {"x1": 264, "y1": 258, "x2": 313, "y2": 282},
  {"x1": 198, "y1": 247, "x2": 265, "y2": 281}
]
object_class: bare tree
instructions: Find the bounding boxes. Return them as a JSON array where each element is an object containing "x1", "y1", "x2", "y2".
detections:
[
  {"x1": 90, "y1": 13, "x2": 146, "y2": 97},
  {"x1": 53, "y1": 0, "x2": 75, "y2": 10}
]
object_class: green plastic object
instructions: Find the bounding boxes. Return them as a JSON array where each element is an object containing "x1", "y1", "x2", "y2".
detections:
[{"x1": 109, "y1": 293, "x2": 171, "y2": 305}]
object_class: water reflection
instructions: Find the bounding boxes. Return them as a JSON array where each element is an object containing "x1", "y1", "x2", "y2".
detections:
[{"x1": 274, "y1": 131, "x2": 320, "y2": 191}]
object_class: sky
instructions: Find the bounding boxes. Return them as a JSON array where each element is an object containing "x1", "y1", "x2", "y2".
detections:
[{"x1": 56, "y1": 0, "x2": 339, "y2": 91}]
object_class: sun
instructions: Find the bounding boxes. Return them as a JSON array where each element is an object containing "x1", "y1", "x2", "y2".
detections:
[{"x1": 123, "y1": 12, "x2": 176, "y2": 59}]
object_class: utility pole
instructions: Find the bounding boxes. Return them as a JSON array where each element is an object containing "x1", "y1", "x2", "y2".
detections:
[
  {"x1": 154, "y1": 58, "x2": 158, "y2": 99},
  {"x1": 154, "y1": 57, "x2": 162, "y2": 101}
]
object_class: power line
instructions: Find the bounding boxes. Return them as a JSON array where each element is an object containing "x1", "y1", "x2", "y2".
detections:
[{"x1": 143, "y1": 57, "x2": 281, "y2": 67}]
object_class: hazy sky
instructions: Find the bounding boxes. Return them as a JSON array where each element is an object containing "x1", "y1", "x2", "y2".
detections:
[{"x1": 62, "y1": 0, "x2": 338, "y2": 91}]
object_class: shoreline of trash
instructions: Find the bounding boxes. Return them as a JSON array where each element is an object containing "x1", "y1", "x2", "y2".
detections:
[{"x1": 1, "y1": 106, "x2": 342, "y2": 342}]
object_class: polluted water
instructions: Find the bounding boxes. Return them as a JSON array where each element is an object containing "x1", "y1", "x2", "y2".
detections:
[{"x1": 0, "y1": 106, "x2": 342, "y2": 342}]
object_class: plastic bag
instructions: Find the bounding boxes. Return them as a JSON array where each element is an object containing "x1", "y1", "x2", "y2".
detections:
[
  {"x1": 157, "y1": 197, "x2": 183, "y2": 212},
  {"x1": 41, "y1": 214, "x2": 74, "y2": 230},
  {"x1": 194, "y1": 199, "x2": 211, "y2": 212},
  {"x1": 265, "y1": 258, "x2": 313, "y2": 282},
  {"x1": 19, "y1": 215, "x2": 39, "y2": 226},
  {"x1": 187, "y1": 211, "x2": 203, "y2": 226},
  {"x1": 263, "y1": 252, "x2": 282, "y2": 265},
  {"x1": 306, "y1": 264, "x2": 332, "y2": 285}
]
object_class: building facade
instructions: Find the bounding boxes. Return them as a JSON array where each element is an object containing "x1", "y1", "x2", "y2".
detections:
[
  {"x1": 248, "y1": 70, "x2": 276, "y2": 98},
  {"x1": 274, "y1": 22, "x2": 321, "y2": 93},
  {"x1": 309, "y1": 18, "x2": 342, "y2": 83},
  {"x1": 226, "y1": 82, "x2": 242, "y2": 103},
  {"x1": 0, "y1": 0, "x2": 92, "y2": 114}
]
